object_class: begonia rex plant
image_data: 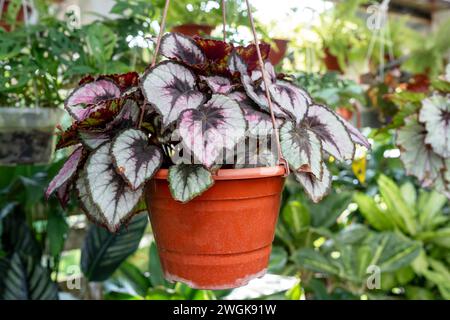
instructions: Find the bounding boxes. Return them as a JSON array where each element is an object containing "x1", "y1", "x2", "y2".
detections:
[{"x1": 46, "y1": 33, "x2": 370, "y2": 232}]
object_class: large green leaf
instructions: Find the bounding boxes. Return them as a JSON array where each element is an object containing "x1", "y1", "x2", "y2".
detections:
[
  {"x1": 1, "y1": 253, "x2": 58, "y2": 300},
  {"x1": 353, "y1": 192, "x2": 395, "y2": 231},
  {"x1": 309, "y1": 192, "x2": 352, "y2": 228},
  {"x1": 370, "y1": 232, "x2": 421, "y2": 273},
  {"x1": 47, "y1": 211, "x2": 69, "y2": 258},
  {"x1": 81, "y1": 213, "x2": 148, "y2": 282},
  {"x1": 280, "y1": 201, "x2": 310, "y2": 240},
  {"x1": 378, "y1": 175, "x2": 417, "y2": 235},
  {"x1": 116, "y1": 261, "x2": 151, "y2": 297},
  {"x1": 149, "y1": 241, "x2": 167, "y2": 287},
  {"x1": 291, "y1": 248, "x2": 340, "y2": 276}
]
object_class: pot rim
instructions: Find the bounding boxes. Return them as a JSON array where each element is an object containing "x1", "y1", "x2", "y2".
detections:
[{"x1": 153, "y1": 166, "x2": 285, "y2": 181}]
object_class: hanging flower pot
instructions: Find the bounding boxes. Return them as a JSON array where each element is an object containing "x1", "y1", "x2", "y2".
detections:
[
  {"x1": 0, "y1": 0, "x2": 32, "y2": 32},
  {"x1": 171, "y1": 23, "x2": 214, "y2": 37},
  {"x1": 267, "y1": 39, "x2": 289, "y2": 66},
  {"x1": 0, "y1": 107, "x2": 63, "y2": 165},
  {"x1": 46, "y1": 7, "x2": 370, "y2": 289},
  {"x1": 323, "y1": 47, "x2": 343, "y2": 73},
  {"x1": 336, "y1": 107, "x2": 353, "y2": 121},
  {"x1": 146, "y1": 167, "x2": 284, "y2": 289}
]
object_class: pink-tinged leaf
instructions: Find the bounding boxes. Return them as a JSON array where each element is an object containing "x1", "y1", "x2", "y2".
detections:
[
  {"x1": 280, "y1": 120, "x2": 323, "y2": 178},
  {"x1": 397, "y1": 116, "x2": 444, "y2": 187},
  {"x1": 65, "y1": 80, "x2": 121, "y2": 121},
  {"x1": 228, "y1": 51, "x2": 249, "y2": 75},
  {"x1": 160, "y1": 32, "x2": 206, "y2": 65},
  {"x1": 229, "y1": 91, "x2": 274, "y2": 136},
  {"x1": 178, "y1": 94, "x2": 247, "y2": 168},
  {"x1": 100, "y1": 72, "x2": 140, "y2": 92},
  {"x1": 46, "y1": 146, "x2": 83, "y2": 199},
  {"x1": 269, "y1": 79, "x2": 311, "y2": 124},
  {"x1": 141, "y1": 61, "x2": 205, "y2": 127},
  {"x1": 85, "y1": 143, "x2": 143, "y2": 232},
  {"x1": 419, "y1": 95, "x2": 450, "y2": 158},
  {"x1": 294, "y1": 161, "x2": 332, "y2": 203},
  {"x1": 338, "y1": 115, "x2": 371, "y2": 149},
  {"x1": 76, "y1": 172, "x2": 107, "y2": 226},
  {"x1": 79, "y1": 130, "x2": 111, "y2": 149},
  {"x1": 56, "y1": 181, "x2": 71, "y2": 209},
  {"x1": 111, "y1": 129, "x2": 163, "y2": 190},
  {"x1": 304, "y1": 104, "x2": 355, "y2": 161},
  {"x1": 201, "y1": 76, "x2": 234, "y2": 94}
]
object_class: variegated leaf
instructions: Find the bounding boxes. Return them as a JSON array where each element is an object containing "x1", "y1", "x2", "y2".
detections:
[
  {"x1": 141, "y1": 61, "x2": 205, "y2": 127},
  {"x1": 397, "y1": 116, "x2": 444, "y2": 187},
  {"x1": 228, "y1": 51, "x2": 248, "y2": 75},
  {"x1": 229, "y1": 91, "x2": 274, "y2": 136},
  {"x1": 111, "y1": 129, "x2": 162, "y2": 190},
  {"x1": 235, "y1": 137, "x2": 277, "y2": 169},
  {"x1": 65, "y1": 79, "x2": 121, "y2": 121},
  {"x1": 338, "y1": 115, "x2": 371, "y2": 149},
  {"x1": 280, "y1": 120, "x2": 323, "y2": 178},
  {"x1": 160, "y1": 32, "x2": 206, "y2": 65},
  {"x1": 168, "y1": 164, "x2": 214, "y2": 203},
  {"x1": 45, "y1": 146, "x2": 83, "y2": 199},
  {"x1": 178, "y1": 94, "x2": 247, "y2": 168},
  {"x1": 201, "y1": 76, "x2": 234, "y2": 94},
  {"x1": 76, "y1": 172, "x2": 107, "y2": 226},
  {"x1": 419, "y1": 95, "x2": 450, "y2": 158},
  {"x1": 294, "y1": 161, "x2": 332, "y2": 203},
  {"x1": 85, "y1": 143, "x2": 143, "y2": 232},
  {"x1": 304, "y1": 104, "x2": 355, "y2": 161},
  {"x1": 79, "y1": 131, "x2": 111, "y2": 149},
  {"x1": 435, "y1": 161, "x2": 450, "y2": 199}
]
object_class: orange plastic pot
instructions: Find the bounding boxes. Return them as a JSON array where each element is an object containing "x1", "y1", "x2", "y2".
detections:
[
  {"x1": 145, "y1": 166, "x2": 285, "y2": 289},
  {"x1": 171, "y1": 24, "x2": 214, "y2": 37},
  {"x1": 336, "y1": 107, "x2": 353, "y2": 121}
]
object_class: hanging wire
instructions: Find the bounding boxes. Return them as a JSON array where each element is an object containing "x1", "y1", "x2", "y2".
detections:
[
  {"x1": 151, "y1": 0, "x2": 170, "y2": 67},
  {"x1": 221, "y1": 0, "x2": 227, "y2": 42},
  {"x1": 243, "y1": 0, "x2": 289, "y2": 175}
]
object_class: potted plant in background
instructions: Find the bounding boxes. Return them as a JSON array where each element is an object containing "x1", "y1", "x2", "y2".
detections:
[
  {"x1": 165, "y1": 0, "x2": 247, "y2": 37},
  {"x1": 46, "y1": 31, "x2": 369, "y2": 289}
]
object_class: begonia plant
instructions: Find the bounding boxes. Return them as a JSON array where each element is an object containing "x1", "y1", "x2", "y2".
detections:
[{"x1": 46, "y1": 33, "x2": 370, "y2": 232}]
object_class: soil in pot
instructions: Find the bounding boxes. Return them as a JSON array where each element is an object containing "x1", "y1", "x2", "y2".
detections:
[
  {"x1": 171, "y1": 24, "x2": 214, "y2": 37},
  {"x1": 146, "y1": 166, "x2": 285, "y2": 289},
  {"x1": 0, "y1": 108, "x2": 63, "y2": 165},
  {"x1": 267, "y1": 39, "x2": 289, "y2": 66}
]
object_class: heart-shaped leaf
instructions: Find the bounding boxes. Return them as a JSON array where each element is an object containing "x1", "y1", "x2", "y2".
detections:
[
  {"x1": 229, "y1": 91, "x2": 274, "y2": 136},
  {"x1": 178, "y1": 94, "x2": 247, "y2": 168},
  {"x1": 141, "y1": 61, "x2": 205, "y2": 127},
  {"x1": 280, "y1": 120, "x2": 323, "y2": 178},
  {"x1": 168, "y1": 164, "x2": 214, "y2": 202},
  {"x1": 79, "y1": 130, "x2": 111, "y2": 150},
  {"x1": 269, "y1": 79, "x2": 311, "y2": 124},
  {"x1": 304, "y1": 104, "x2": 355, "y2": 161},
  {"x1": 45, "y1": 146, "x2": 83, "y2": 199},
  {"x1": 65, "y1": 79, "x2": 121, "y2": 121},
  {"x1": 419, "y1": 95, "x2": 450, "y2": 158},
  {"x1": 111, "y1": 129, "x2": 163, "y2": 190},
  {"x1": 201, "y1": 75, "x2": 234, "y2": 94},
  {"x1": 397, "y1": 116, "x2": 444, "y2": 187},
  {"x1": 339, "y1": 115, "x2": 371, "y2": 149},
  {"x1": 81, "y1": 213, "x2": 148, "y2": 282},
  {"x1": 294, "y1": 162, "x2": 332, "y2": 203},
  {"x1": 85, "y1": 143, "x2": 143, "y2": 232},
  {"x1": 76, "y1": 172, "x2": 107, "y2": 226},
  {"x1": 159, "y1": 32, "x2": 206, "y2": 65}
]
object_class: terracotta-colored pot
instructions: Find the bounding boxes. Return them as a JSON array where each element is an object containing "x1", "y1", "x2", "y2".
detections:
[
  {"x1": 0, "y1": 0, "x2": 32, "y2": 32},
  {"x1": 145, "y1": 166, "x2": 285, "y2": 289},
  {"x1": 323, "y1": 47, "x2": 343, "y2": 74},
  {"x1": 268, "y1": 39, "x2": 289, "y2": 66},
  {"x1": 171, "y1": 24, "x2": 214, "y2": 37},
  {"x1": 336, "y1": 107, "x2": 353, "y2": 121}
]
